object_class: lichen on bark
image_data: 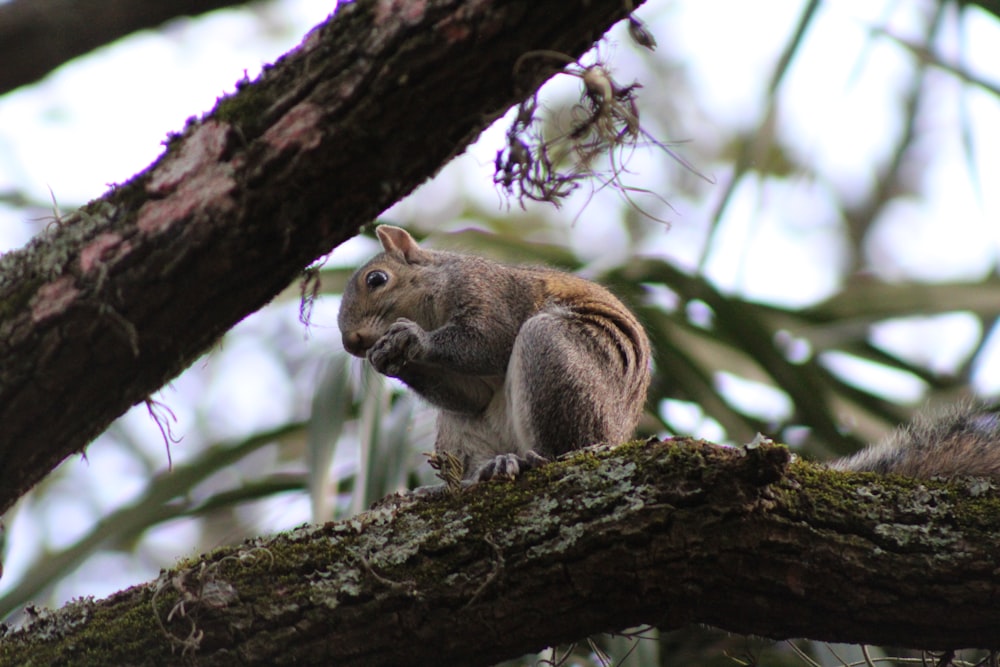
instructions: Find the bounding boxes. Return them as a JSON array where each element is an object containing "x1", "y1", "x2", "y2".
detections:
[{"x1": 3, "y1": 438, "x2": 998, "y2": 666}]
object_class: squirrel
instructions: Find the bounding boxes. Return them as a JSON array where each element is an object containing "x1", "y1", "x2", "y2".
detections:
[
  {"x1": 337, "y1": 225, "x2": 651, "y2": 481},
  {"x1": 339, "y1": 225, "x2": 1000, "y2": 483}
]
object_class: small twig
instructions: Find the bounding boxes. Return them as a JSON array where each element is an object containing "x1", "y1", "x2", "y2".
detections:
[
  {"x1": 356, "y1": 551, "x2": 417, "y2": 592},
  {"x1": 145, "y1": 398, "x2": 181, "y2": 470}
]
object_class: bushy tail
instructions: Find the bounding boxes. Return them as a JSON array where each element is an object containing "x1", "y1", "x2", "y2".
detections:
[{"x1": 831, "y1": 402, "x2": 1000, "y2": 478}]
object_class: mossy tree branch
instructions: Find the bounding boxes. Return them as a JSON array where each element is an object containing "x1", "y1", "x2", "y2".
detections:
[
  {"x1": 2, "y1": 438, "x2": 998, "y2": 665},
  {"x1": 0, "y1": 0, "x2": 639, "y2": 514}
]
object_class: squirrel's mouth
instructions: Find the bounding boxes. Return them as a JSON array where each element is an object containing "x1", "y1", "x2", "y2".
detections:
[{"x1": 341, "y1": 329, "x2": 377, "y2": 357}]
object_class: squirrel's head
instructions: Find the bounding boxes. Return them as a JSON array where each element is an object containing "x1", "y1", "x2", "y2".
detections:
[{"x1": 338, "y1": 225, "x2": 434, "y2": 357}]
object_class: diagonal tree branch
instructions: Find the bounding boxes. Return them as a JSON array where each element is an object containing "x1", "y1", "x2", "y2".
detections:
[
  {"x1": 2, "y1": 438, "x2": 998, "y2": 665},
  {"x1": 0, "y1": 0, "x2": 258, "y2": 95},
  {"x1": 0, "y1": 0, "x2": 640, "y2": 514}
]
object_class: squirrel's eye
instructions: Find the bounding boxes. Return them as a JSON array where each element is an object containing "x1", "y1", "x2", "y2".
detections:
[{"x1": 365, "y1": 270, "x2": 389, "y2": 289}]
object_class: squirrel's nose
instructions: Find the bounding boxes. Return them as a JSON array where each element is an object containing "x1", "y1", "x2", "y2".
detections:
[{"x1": 342, "y1": 330, "x2": 376, "y2": 357}]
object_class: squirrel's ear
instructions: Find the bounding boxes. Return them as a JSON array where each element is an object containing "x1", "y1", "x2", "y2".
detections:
[{"x1": 375, "y1": 225, "x2": 427, "y2": 263}]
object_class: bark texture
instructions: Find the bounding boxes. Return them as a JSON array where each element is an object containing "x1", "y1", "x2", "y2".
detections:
[
  {"x1": 0, "y1": 0, "x2": 256, "y2": 95},
  {"x1": 0, "y1": 0, "x2": 638, "y2": 514},
  {"x1": 2, "y1": 438, "x2": 999, "y2": 665}
]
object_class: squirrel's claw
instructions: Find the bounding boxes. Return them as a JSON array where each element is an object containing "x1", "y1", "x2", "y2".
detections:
[{"x1": 476, "y1": 450, "x2": 549, "y2": 482}]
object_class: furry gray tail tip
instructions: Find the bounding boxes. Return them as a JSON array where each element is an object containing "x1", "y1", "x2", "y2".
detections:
[{"x1": 831, "y1": 402, "x2": 1000, "y2": 479}]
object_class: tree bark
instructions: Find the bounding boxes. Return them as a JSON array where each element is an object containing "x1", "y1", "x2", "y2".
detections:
[
  {"x1": 0, "y1": 0, "x2": 258, "y2": 95},
  {"x1": 2, "y1": 438, "x2": 998, "y2": 665},
  {"x1": 0, "y1": 0, "x2": 638, "y2": 514}
]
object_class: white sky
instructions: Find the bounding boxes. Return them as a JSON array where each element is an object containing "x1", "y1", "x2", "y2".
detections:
[{"x1": 0, "y1": 0, "x2": 999, "y2": 610}]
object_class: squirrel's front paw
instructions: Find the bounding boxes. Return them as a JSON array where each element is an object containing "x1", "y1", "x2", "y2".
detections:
[
  {"x1": 476, "y1": 450, "x2": 549, "y2": 482},
  {"x1": 367, "y1": 318, "x2": 428, "y2": 377}
]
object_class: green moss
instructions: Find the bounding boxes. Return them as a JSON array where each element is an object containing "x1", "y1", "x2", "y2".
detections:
[
  {"x1": 0, "y1": 275, "x2": 42, "y2": 321},
  {"x1": 211, "y1": 85, "x2": 274, "y2": 137},
  {"x1": 782, "y1": 456, "x2": 1000, "y2": 544},
  {"x1": 104, "y1": 178, "x2": 149, "y2": 220},
  {"x1": 929, "y1": 481, "x2": 1000, "y2": 531},
  {"x1": 0, "y1": 587, "x2": 167, "y2": 666}
]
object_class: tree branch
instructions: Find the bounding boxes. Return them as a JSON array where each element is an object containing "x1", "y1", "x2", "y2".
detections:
[
  {"x1": 0, "y1": 0, "x2": 638, "y2": 514},
  {"x1": 0, "y1": 0, "x2": 258, "y2": 95},
  {"x1": 3, "y1": 438, "x2": 998, "y2": 665}
]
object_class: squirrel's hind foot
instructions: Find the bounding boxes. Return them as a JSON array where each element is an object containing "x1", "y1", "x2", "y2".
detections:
[{"x1": 476, "y1": 450, "x2": 549, "y2": 482}]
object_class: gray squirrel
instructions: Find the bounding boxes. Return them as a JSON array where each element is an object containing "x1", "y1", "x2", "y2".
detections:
[
  {"x1": 338, "y1": 225, "x2": 1000, "y2": 482},
  {"x1": 338, "y1": 225, "x2": 650, "y2": 481}
]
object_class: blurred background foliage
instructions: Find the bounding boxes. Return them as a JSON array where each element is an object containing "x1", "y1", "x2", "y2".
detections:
[{"x1": 1, "y1": 0, "x2": 999, "y2": 664}]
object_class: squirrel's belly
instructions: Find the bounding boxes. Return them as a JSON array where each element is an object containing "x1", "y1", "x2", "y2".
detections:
[{"x1": 435, "y1": 386, "x2": 526, "y2": 473}]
